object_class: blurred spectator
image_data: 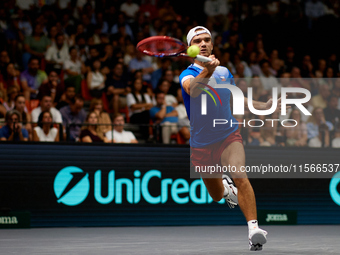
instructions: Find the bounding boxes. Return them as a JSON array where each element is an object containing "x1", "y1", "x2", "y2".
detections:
[
  {"x1": 285, "y1": 108, "x2": 308, "y2": 147},
  {"x1": 99, "y1": 44, "x2": 115, "y2": 71},
  {"x1": 20, "y1": 56, "x2": 48, "y2": 100},
  {"x1": 1, "y1": 63, "x2": 21, "y2": 91},
  {"x1": 290, "y1": 67, "x2": 311, "y2": 90},
  {"x1": 127, "y1": 77, "x2": 154, "y2": 140},
  {"x1": 3, "y1": 85, "x2": 19, "y2": 111},
  {"x1": 80, "y1": 111, "x2": 109, "y2": 143},
  {"x1": 0, "y1": 101, "x2": 5, "y2": 118},
  {"x1": 22, "y1": 23, "x2": 51, "y2": 70},
  {"x1": 331, "y1": 123, "x2": 340, "y2": 148},
  {"x1": 158, "y1": 1, "x2": 177, "y2": 23},
  {"x1": 13, "y1": 94, "x2": 31, "y2": 138},
  {"x1": 139, "y1": 0, "x2": 158, "y2": 21},
  {"x1": 222, "y1": 21, "x2": 242, "y2": 45},
  {"x1": 63, "y1": 46, "x2": 85, "y2": 93},
  {"x1": 4, "y1": 14, "x2": 23, "y2": 63},
  {"x1": 323, "y1": 95, "x2": 340, "y2": 127},
  {"x1": 89, "y1": 98, "x2": 111, "y2": 140},
  {"x1": 284, "y1": 47, "x2": 297, "y2": 73},
  {"x1": 92, "y1": 12, "x2": 109, "y2": 34},
  {"x1": 47, "y1": 25, "x2": 58, "y2": 49},
  {"x1": 17, "y1": 9, "x2": 32, "y2": 38},
  {"x1": 60, "y1": 95, "x2": 87, "y2": 141},
  {"x1": 259, "y1": 59, "x2": 281, "y2": 92},
  {"x1": 120, "y1": 0, "x2": 140, "y2": 24},
  {"x1": 86, "y1": 59, "x2": 106, "y2": 98},
  {"x1": 236, "y1": 79, "x2": 248, "y2": 97},
  {"x1": 31, "y1": 94, "x2": 63, "y2": 124},
  {"x1": 0, "y1": 50, "x2": 10, "y2": 76},
  {"x1": 56, "y1": 84, "x2": 76, "y2": 110},
  {"x1": 163, "y1": 69, "x2": 181, "y2": 97},
  {"x1": 45, "y1": 33, "x2": 69, "y2": 74},
  {"x1": 235, "y1": 62, "x2": 252, "y2": 79},
  {"x1": 311, "y1": 84, "x2": 330, "y2": 109},
  {"x1": 328, "y1": 53, "x2": 339, "y2": 77},
  {"x1": 39, "y1": 70, "x2": 64, "y2": 104},
  {"x1": 151, "y1": 58, "x2": 172, "y2": 90},
  {"x1": 223, "y1": 33, "x2": 243, "y2": 61},
  {"x1": 307, "y1": 107, "x2": 333, "y2": 147},
  {"x1": 128, "y1": 50, "x2": 154, "y2": 83},
  {"x1": 175, "y1": 88, "x2": 190, "y2": 143},
  {"x1": 33, "y1": 110, "x2": 59, "y2": 142},
  {"x1": 105, "y1": 62, "x2": 130, "y2": 114},
  {"x1": 305, "y1": 0, "x2": 325, "y2": 29},
  {"x1": 111, "y1": 12, "x2": 134, "y2": 41},
  {"x1": 123, "y1": 44, "x2": 136, "y2": 66},
  {"x1": 300, "y1": 55, "x2": 314, "y2": 78},
  {"x1": 204, "y1": 0, "x2": 229, "y2": 31},
  {"x1": 259, "y1": 115, "x2": 277, "y2": 147},
  {"x1": 315, "y1": 59, "x2": 327, "y2": 78},
  {"x1": 332, "y1": 78, "x2": 340, "y2": 110},
  {"x1": 157, "y1": 79, "x2": 177, "y2": 107},
  {"x1": 16, "y1": 0, "x2": 35, "y2": 11},
  {"x1": 0, "y1": 110, "x2": 28, "y2": 141},
  {"x1": 249, "y1": 75, "x2": 266, "y2": 102},
  {"x1": 248, "y1": 51, "x2": 261, "y2": 76},
  {"x1": 105, "y1": 113, "x2": 138, "y2": 143},
  {"x1": 150, "y1": 91, "x2": 178, "y2": 144},
  {"x1": 85, "y1": 45, "x2": 100, "y2": 70}
]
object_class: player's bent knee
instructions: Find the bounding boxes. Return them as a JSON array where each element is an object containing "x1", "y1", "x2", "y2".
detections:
[
  {"x1": 232, "y1": 177, "x2": 250, "y2": 188},
  {"x1": 230, "y1": 170, "x2": 248, "y2": 179}
]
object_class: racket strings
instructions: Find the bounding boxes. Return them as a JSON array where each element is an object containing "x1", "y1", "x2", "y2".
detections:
[{"x1": 138, "y1": 38, "x2": 186, "y2": 57}]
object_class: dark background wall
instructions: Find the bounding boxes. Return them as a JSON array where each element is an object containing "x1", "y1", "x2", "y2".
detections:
[{"x1": 0, "y1": 143, "x2": 339, "y2": 227}]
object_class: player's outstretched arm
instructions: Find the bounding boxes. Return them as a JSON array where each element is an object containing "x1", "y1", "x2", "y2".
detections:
[
  {"x1": 245, "y1": 97, "x2": 290, "y2": 112},
  {"x1": 182, "y1": 55, "x2": 219, "y2": 97}
]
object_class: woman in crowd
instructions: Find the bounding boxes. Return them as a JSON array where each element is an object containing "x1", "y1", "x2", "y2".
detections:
[
  {"x1": 88, "y1": 98, "x2": 111, "y2": 140},
  {"x1": 33, "y1": 110, "x2": 59, "y2": 142},
  {"x1": 79, "y1": 111, "x2": 109, "y2": 143},
  {"x1": 14, "y1": 94, "x2": 31, "y2": 138},
  {"x1": 2, "y1": 63, "x2": 21, "y2": 91},
  {"x1": 126, "y1": 78, "x2": 154, "y2": 140},
  {"x1": 86, "y1": 59, "x2": 106, "y2": 98},
  {"x1": 3, "y1": 86, "x2": 19, "y2": 111}
]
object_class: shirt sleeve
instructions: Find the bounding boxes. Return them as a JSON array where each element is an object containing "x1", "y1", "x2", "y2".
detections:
[
  {"x1": 126, "y1": 93, "x2": 136, "y2": 108},
  {"x1": 128, "y1": 131, "x2": 136, "y2": 141},
  {"x1": 149, "y1": 107, "x2": 157, "y2": 120},
  {"x1": 105, "y1": 130, "x2": 113, "y2": 140},
  {"x1": 52, "y1": 108, "x2": 63, "y2": 123},
  {"x1": 22, "y1": 128, "x2": 29, "y2": 138}
]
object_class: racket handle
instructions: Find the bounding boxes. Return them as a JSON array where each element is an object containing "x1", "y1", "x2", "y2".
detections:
[{"x1": 195, "y1": 55, "x2": 212, "y2": 62}]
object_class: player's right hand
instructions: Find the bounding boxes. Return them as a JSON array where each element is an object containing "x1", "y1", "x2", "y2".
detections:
[{"x1": 204, "y1": 55, "x2": 220, "y2": 74}]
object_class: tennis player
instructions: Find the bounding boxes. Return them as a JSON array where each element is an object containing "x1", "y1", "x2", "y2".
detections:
[{"x1": 180, "y1": 26, "x2": 276, "y2": 251}]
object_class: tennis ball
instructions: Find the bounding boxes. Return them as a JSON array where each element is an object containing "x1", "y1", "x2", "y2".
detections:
[{"x1": 187, "y1": 45, "x2": 200, "y2": 58}]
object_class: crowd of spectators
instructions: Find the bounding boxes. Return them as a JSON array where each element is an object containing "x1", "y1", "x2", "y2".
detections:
[{"x1": 0, "y1": 0, "x2": 340, "y2": 147}]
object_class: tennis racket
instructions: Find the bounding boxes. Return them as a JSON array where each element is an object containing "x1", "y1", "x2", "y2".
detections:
[{"x1": 136, "y1": 36, "x2": 212, "y2": 62}]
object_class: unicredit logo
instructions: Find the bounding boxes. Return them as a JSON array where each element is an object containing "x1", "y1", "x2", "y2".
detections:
[
  {"x1": 54, "y1": 166, "x2": 90, "y2": 206},
  {"x1": 54, "y1": 167, "x2": 224, "y2": 206}
]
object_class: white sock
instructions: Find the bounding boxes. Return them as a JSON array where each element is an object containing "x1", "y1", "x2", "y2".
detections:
[{"x1": 247, "y1": 220, "x2": 259, "y2": 230}]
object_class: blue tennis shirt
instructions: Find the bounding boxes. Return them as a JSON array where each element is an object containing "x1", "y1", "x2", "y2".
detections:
[{"x1": 180, "y1": 63, "x2": 239, "y2": 148}]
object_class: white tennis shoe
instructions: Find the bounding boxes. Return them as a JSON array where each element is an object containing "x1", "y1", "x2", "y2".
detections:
[
  {"x1": 222, "y1": 174, "x2": 238, "y2": 208},
  {"x1": 249, "y1": 228, "x2": 268, "y2": 251}
]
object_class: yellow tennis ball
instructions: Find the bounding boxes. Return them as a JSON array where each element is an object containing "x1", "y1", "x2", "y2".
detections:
[{"x1": 187, "y1": 45, "x2": 200, "y2": 57}]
